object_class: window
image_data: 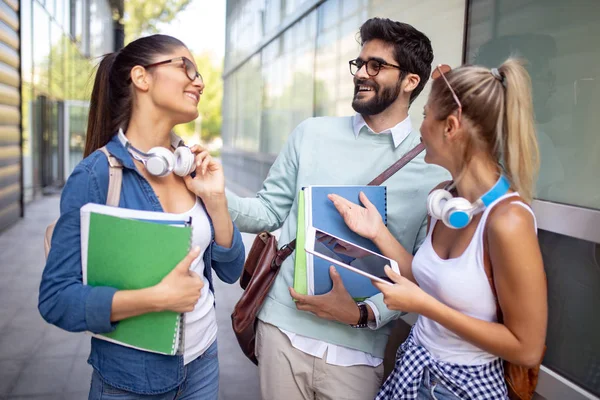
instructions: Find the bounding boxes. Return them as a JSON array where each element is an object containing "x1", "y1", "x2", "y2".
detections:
[
  {"x1": 539, "y1": 229, "x2": 600, "y2": 397},
  {"x1": 466, "y1": 0, "x2": 600, "y2": 210},
  {"x1": 21, "y1": 0, "x2": 34, "y2": 202},
  {"x1": 466, "y1": 0, "x2": 600, "y2": 396},
  {"x1": 33, "y1": 3, "x2": 51, "y2": 95},
  {"x1": 261, "y1": 11, "x2": 316, "y2": 154},
  {"x1": 228, "y1": 54, "x2": 262, "y2": 153}
]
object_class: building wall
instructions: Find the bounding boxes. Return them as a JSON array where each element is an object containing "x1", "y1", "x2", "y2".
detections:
[
  {"x1": 0, "y1": 0, "x2": 122, "y2": 233},
  {"x1": 222, "y1": 0, "x2": 465, "y2": 194},
  {"x1": 222, "y1": 0, "x2": 600, "y2": 398},
  {"x1": 0, "y1": 0, "x2": 21, "y2": 232},
  {"x1": 465, "y1": 1, "x2": 600, "y2": 398}
]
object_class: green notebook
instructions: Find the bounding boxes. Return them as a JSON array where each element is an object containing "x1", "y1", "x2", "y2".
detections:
[
  {"x1": 81, "y1": 203, "x2": 192, "y2": 355},
  {"x1": 293, "y1": 189, "x2": 308, "y2": 296}
]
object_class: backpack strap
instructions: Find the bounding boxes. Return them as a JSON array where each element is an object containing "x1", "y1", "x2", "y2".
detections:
[
  {"x1": 44, "y1": 147, "x2": 123, "y2": 260},
  {"x1": 99, "y1": 146, "x2": 123, "y2": 207}
]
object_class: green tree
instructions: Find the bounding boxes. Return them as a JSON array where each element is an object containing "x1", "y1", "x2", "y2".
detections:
[
  {"x1": 174, "y1": 53, "x2": 223, "y2": 143},
  {"x1": 124, "y1": 0, "x2": 192, "y2": 44},
  {"x1": 35, "y1": 36, "x2": 96, "y2": 101}
]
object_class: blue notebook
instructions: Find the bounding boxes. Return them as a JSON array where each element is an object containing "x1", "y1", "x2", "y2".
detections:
[{"x1": 306, "y1": 186, "x2": 387, "y2": 299}]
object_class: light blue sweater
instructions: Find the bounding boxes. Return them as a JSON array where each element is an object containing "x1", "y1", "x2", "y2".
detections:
[{"x1": 226, "y1": 116, "x2": 449, "y2": 358}]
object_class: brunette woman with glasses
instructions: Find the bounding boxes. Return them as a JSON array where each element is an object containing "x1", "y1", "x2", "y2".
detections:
[
  {"x1": 328, "y1": 59, "x2": 547, "y2": 399},
  {"x1": 39, "y1": 34, "x2": 245, "y2": 399}
]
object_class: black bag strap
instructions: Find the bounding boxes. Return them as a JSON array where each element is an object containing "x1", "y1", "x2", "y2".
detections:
[{"x1": 272, "y1": 142, "x2": 425, "y2": 266}]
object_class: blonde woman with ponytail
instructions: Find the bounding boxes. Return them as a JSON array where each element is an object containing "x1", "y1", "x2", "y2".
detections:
[{"x1": 328, "y1": 59, "x2": 547, "y2": 399}]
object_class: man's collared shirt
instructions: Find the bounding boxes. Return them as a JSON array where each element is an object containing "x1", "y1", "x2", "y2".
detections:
[{"x1": 353, "y1": 113, "x2": 413, "y2": 149}]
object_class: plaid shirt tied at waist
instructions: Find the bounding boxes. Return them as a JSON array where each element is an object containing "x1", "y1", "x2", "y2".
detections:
[{"x1": 376, "y1": 329, "x2": 508, "y2": 400}]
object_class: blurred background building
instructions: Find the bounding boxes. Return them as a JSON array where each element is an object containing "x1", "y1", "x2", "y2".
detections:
[
  {"x1": 221, "y1": 1, "x2": 600, "y2": 399},
  {"x1": 1, "y1": 0, "x2": 598, "y2": 398},
  {"x1": 0, "y1": 0, "x2": 124, "y2": 231}
]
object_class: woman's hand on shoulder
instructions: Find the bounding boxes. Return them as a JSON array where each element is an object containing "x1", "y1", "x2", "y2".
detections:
[{"x1": 184, "y1": 145, "x2": 225, "y2": 206}]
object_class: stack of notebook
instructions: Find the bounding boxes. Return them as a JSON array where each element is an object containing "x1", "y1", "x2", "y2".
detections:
[
  {"x1": 80, "y1": 203, "x2": 193, "y2": 355},
  {"x1": 293, "y1": 185, "x2": 387, "y2": 300}
]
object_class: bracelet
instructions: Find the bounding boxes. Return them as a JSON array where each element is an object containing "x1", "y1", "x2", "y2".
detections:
[{"x1": 350, "y1": 302, "x2": 369, "y2": 328}]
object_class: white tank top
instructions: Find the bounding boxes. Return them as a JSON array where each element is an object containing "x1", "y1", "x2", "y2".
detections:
[
  {"x1": 175, "y1": 198, "x2": 218, "y2": 365},
  {"x1": 412, "y1": 193, "x2": 536, "y2": 365}
]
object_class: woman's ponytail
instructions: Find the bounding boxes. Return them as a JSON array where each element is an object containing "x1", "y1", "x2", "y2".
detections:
[
  {"x1": 84, "y1": 52, "x2": 118, "y2": 157},
  {"x1": 498, "y1": 59, "x2": 540, "y2": 203}
]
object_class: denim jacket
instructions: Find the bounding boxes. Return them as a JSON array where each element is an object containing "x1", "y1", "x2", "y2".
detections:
[{"x1": 38, "y1": 134, "x2": 245, "y2": 394}]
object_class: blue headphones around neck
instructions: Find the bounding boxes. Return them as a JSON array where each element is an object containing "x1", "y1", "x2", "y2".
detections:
[{"x1": 427, "y1": 175, "x2": 511, "y2": 229}]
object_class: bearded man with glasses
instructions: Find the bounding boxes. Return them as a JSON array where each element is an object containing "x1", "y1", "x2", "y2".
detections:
[{"x1": 226, "y1": 18, "x2": 449, "y2": 400}]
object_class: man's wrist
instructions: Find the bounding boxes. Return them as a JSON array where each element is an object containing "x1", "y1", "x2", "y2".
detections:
[
  {"x1": 366, "y1": 303, "x2": 376, "y2": 322},
  {"x1": 350, "y1": 302, "x2": 369, "y2": 328},
  {"x1": 342, "y1": 302, "x2": 361, "y2": 325}
]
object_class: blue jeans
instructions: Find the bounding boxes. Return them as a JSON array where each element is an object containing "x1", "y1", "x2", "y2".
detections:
[
  {"x1": 417, "y1": 369, "x2": 462, "y2": 400},
  {"x1": 89, "y1": 341, "x2": 219, "y2": 400}
]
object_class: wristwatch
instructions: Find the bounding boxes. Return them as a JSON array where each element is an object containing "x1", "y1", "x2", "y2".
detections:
[{"x1": 350, "y1": 301, "x2": 369, "y2": 328}]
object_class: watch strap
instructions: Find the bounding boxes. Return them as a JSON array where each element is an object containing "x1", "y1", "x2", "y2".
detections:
[{"x1": 350, "y1": 302, "x2": 369, "y2": 328}]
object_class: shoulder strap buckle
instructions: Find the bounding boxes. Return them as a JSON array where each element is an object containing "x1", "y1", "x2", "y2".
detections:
[
  {"x1": 99, "y1": 147, "x2": 123, "y2": 168},
  {"x1": 98, "y1": 146, "x2": 123, "y2": 207}
]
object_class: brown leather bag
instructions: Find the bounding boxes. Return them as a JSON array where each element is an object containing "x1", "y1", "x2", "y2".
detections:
[
  {"x1": 231, "y1": 142, "x2": 425, "y2": 365},
  {"x1": 483, "y1": 196, "x2": 547, "y2": 400}
]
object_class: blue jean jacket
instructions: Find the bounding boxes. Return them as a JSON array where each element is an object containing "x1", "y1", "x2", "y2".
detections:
[{"x1": 38, "y1": 134, "x2": 245, "y2": 395}]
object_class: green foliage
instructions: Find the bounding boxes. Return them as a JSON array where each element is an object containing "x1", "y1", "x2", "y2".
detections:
[
  {"x1": 174, "y1": 53, "x2": 223, "y2": 143},
  {"x1": 33, "y1": 36, "x2": 96, "y2": 101},
  {"x1": 124, "y1": 0, "x2": 192, "y2": 44}
]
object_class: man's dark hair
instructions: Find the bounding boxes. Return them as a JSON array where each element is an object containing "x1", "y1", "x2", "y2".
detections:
[{"x1": 359, "y1": 18, "x2": 434, "y2": 104}]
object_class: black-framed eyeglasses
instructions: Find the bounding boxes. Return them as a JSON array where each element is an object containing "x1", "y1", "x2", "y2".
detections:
[
  {"x1": 143, "y1": 56, "x2": 203, "y2": 84},
  {"x1": 349, "y1": 58, "x2": 403, "y2": 77}
]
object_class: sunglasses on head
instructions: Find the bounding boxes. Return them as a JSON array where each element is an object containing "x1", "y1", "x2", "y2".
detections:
[
  {"x1": 431, "y1": 64, "x2": 461, "y2": 122},
  {"x1": 143, "y1": 56, "x2": 203, "y2": 84}
]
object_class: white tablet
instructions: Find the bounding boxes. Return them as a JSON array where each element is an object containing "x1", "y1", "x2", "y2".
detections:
[{"x1": 304, "y1": 227, "x2": 399, "y2": 285}]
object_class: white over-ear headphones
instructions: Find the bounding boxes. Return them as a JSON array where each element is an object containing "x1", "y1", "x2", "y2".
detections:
[
  {"x1": 427, "y1": 175, "x2": 510, "y2": 229},
  {"x1": 118, "y1": 129, "x2": 196, "y2": 177}
]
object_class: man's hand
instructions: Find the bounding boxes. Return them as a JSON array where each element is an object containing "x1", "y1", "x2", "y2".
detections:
[{"x1": 289, "y1": 266, "x2": 362, "y2": 325}]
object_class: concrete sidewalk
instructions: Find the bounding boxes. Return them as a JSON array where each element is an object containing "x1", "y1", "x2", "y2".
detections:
[{"x1": 0, "y1": 195, "x2": 260, "y2": 399}]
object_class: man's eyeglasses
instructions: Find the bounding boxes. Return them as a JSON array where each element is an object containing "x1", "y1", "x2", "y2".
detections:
[
  {"x1": 431, "y1": 64, "x2": 461, "y2": 121},
  {"x1": 349, "y1": 58, "x2": 403, "y2": 77},
  {"x1": 143, "y1": 56, "x2": 203, "y2": 84}
]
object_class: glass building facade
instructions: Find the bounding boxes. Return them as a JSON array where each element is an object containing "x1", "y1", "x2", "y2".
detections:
[
  {"x1": 21, "y1": 0, "x2": 123, "y2": 203},
  {"x1": 222, "y1": 1, "x2": 600, "y2": 399},
  {"x1": 0, "y1": 0, "x2": 123, "y2": 232}
]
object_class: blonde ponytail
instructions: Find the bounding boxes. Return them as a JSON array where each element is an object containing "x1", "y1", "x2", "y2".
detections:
[{"x1": 499, "y1": 59, "x2": 539, "y2": 203}]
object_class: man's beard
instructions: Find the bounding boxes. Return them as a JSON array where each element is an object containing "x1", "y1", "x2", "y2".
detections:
[{"x1": 351, "y1": 79, "x2": 402, "y2": 116}]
